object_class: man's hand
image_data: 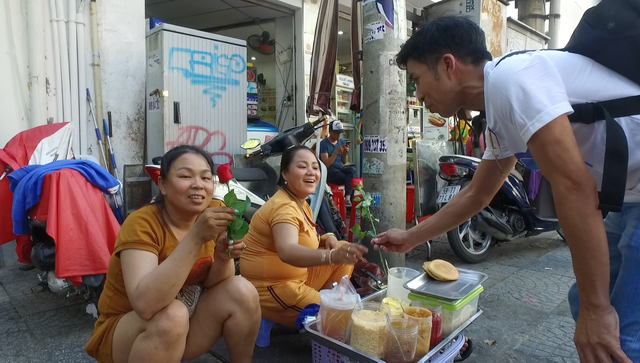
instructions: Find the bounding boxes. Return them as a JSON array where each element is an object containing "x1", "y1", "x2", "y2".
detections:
[
  {"x1": 574, "y1": 305, "x2": 631, "y2": 363},
  {"x1": 371, "y1": 229, "x2": 416, "y2": 253},
  {"x1": 335, "y1": 145, "x2": 347, "y2": 155}
]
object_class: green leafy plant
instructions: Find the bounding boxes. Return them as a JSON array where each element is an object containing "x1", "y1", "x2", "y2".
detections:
[{"x1": 349, "y1": 178, "x2": 387, "y2": 276}]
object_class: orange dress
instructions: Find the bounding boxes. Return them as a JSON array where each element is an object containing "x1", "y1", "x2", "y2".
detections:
[
  {"x1": 85, "y1": 200, "x2": 224, "y2": 363},
  {"x1": 240, "y1": 189, "x2": 353, "y2": 327}
]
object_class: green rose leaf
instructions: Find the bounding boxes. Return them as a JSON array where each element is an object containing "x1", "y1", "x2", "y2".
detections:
[
  {"x1": 224, "y1": 189, "x2": 238, "y2": 207},
  {"x1": 232, "y1": 201, "x2": 246, "y2": 214},
  {"x1": 230, "y1": 221, "x2": 249, "y2": 240},
  {"x1": 366, "y1": 230, "x2": 377, "y2": 238},
  {"x1": 230, "y1": 215, "x2": 244, "y2": 230},
  {"x1": 350, "y1": 225, "x2": 367, "y2": 240}
]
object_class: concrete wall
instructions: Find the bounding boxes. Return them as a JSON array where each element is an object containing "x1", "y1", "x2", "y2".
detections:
[
  {"x1": 0, "y1": 0, "x2": 145, "y2": 175},
  {"x1": 97, "y1": 0, "x2": 146, "y2": 171},
  {"x1": 0, "y1": 1, "x2": 49, "y2": 146},
  {"x1": 506, "y1": 0, "x2": 599, "y2": 48}
]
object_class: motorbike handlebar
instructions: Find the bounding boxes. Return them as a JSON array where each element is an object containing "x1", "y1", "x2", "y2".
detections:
[{"x1": 247, "y1": 116, "x2": 329, "y2": 159}]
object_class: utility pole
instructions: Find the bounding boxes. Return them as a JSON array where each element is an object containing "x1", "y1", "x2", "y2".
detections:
[{"x1": 361, "y1": 0, "x2": 407, "y2": 269}]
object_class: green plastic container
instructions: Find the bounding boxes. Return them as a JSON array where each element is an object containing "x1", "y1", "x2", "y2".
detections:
[{"x1": 408, "y1": 285, "x2": 484, "y2": 336}]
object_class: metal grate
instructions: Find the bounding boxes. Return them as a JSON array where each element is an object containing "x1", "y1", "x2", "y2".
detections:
[{"x1": 123, "y1": 164, "x2": 152, "y2": 218}]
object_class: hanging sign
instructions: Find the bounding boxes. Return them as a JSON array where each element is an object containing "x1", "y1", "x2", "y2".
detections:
[{"x1": 374, "y1": 0, "x2": 395, "y2": 29}]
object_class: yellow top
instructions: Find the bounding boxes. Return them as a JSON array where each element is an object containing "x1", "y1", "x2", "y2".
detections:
[
  {"x1": 85, "y1": 200, "x2": 223, "y2": 359},
  {"x1": 240, "y1": 189, "x2": 319, "y2": 287}
]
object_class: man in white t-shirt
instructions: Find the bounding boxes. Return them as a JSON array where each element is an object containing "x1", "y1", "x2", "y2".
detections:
[{"x1": 372, "y1": 16, "x2": 639, "y2": 363}]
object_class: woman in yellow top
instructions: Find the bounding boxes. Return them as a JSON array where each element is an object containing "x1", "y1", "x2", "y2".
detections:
[
  {"x1": 240, "y1": 145, "x2": 368, "y2": 327},
  {"x1": 85, "y1": 145, "x2": 261, "y2": 363}
]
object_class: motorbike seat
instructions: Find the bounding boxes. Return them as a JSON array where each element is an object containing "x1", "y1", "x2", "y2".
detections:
[
  {"x1": 229, "y1": 167, "x2": 268, "y2": 182},
  {"x1": 509, "y1": 169, "x2": 524, "y2": 181}
]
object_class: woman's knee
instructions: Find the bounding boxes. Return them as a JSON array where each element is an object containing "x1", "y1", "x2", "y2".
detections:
[
  {"x1": 228, "y1": 276, "x2": 260, "y2": 311},
  {"x1": 148, "y1": 300, "x2": 190, "y2": 341}
]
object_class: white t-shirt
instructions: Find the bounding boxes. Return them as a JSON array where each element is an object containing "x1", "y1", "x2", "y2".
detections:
[{"x1": 482, "y1": 50, "x2": 640, "y2": 203}]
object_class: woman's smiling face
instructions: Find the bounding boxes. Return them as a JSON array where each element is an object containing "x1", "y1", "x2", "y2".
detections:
[
  {"x1": 159, "y1": 152, "x2": 215, "y2": 215},
  {"x1": 281, "y1": 149, "x2": 321, "y2": 199}
]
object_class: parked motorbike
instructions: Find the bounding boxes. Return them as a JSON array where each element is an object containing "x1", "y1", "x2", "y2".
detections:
[
  {"x1": 145, "y1": 116, "x2": 347, "y2": 239},
  {"x1": 437, "y1": 154, "x2": 564, "y2": 263},
  {"x1": 0, "y1": 123, "x2": 119, "y2": 313}
]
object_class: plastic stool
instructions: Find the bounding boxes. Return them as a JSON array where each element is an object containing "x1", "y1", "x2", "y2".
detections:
[
  {"x1": 256, "y1": 318, "x2": 276, "y2": 347},
  {"x1": 327, "y1": 184, "x2": 347, "y2": 233},
  {"x1": 348, "y1": 193, "x2": 362, "y2": 241}
]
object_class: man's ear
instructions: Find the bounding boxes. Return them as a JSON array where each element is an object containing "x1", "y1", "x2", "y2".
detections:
[{"x1": 441, "y1": 54, "x2": 456, "y2": 74}]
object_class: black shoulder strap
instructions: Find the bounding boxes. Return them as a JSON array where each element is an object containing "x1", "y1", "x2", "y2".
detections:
[
  {"x1": 494, "y1": 50, "x2": 533, "y2": 67},
  {"x1": 569, "y1": 97, "x2": 640, "y2": 214},
  {"x1": 495, "y1": 51, "x2": 640, "y2": 214}
]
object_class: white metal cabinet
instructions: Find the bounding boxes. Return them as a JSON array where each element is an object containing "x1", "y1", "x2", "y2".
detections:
[{"x1": 146, "y1": 24, "x2": 248, "y2": 165}]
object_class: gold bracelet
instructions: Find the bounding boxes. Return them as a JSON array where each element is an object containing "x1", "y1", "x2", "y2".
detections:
[{"x1": 328, "y1": 249, "x2": 335, "y2": 265}]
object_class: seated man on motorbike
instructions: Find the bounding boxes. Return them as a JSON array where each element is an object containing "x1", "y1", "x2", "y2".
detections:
[
  {"x1": 240, "y1": 145, "x2": 368, "y2": 327},
  {"x1": 85, "y1": 145, "x2": 261, "y2": 363},
  {"x1": 373, "y1": 15, "x2": 639, "y2": 363}
]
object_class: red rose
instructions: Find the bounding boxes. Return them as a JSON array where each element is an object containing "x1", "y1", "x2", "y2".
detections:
[
  {"x1": 351, "y1": 178, "x2": 363, "y2": 190},
  {"x1": 217, "y1": 164, "x2": 233, "y2": 184}
]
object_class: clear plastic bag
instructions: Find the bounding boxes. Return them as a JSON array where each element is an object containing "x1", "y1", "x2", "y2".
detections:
[{"x1": 319, "y1": 275, "x2": 360, "y2": 342}]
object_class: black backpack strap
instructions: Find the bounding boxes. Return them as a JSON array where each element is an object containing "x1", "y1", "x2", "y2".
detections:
[
  {"x1": 494, "y1": 50, "x2": 534, "y2": 67},
  {"x1": 569, "y1": 100, "x2": 637, "y2": 214},
  {"x1": 568, "y1": 96, "x2": 640, "y2": 124}
]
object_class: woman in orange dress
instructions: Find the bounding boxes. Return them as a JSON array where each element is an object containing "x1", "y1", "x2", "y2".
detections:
[
  {"x1": 85, "y1": 145, "x2": 260, "y2": 363},
  {"x1": 240, "y1": 145, "x2": 368, "y2": 327}
]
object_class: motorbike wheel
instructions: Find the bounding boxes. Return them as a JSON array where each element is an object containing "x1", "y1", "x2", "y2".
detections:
[
  {"x1": 557, "y1": 228, "x2": 566, "y2": 242},
  {"x1": 447, "y1": 218, "x2": 495, "y2": 263}
]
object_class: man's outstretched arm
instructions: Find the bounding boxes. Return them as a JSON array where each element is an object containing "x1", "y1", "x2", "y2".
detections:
[{"x1": 372, "y1": 155, "x2": 516, "y2": 253}]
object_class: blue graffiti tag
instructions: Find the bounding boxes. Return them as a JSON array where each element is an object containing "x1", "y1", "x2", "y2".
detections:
[{"x1": 168, "y1": 45, "x2": 247, "y2": 107}]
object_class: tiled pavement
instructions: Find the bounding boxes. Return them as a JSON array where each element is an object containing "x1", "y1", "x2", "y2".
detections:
[{"x1": 0, "y1": 232, "x2": 579, "y2": 362}]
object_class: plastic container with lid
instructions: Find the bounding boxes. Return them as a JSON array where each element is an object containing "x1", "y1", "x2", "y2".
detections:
[
  {"x1": 381, "y1": 297, "x2": 410, "y2": 317},
  {"x1": 319, "y1": 289, "x2": 358, "y2": 342},
  {"x1": 383, "y1": 317, "x2": 418, "y2": 363},
  {"x1": 403, "y1": 306, "x2": 432, "y2": 360},
  {"x1": 348, "y1": 302, "x2": 390, "y2": 358},
  {"x1": 408, "y1": 285, "x2": 483, "y2": 336}
]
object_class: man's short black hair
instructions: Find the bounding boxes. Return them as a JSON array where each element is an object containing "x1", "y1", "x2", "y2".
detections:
[{"x1": 396, "y1": 16, "x2": 492, "y2": 72}]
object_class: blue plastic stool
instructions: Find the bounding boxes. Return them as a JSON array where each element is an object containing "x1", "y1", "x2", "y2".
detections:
[{"x1": 256, "y1": 318, "x2": 276, "y2": 347}]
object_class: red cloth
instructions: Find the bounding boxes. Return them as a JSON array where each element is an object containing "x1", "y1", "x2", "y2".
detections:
[
  {"x1": 0, "y1": 178, "x2": 16, "y2": 245},
  {"x1": 29, "y1": 170, "x2": 120, "y2": 286},
  {"x1": 0, "y1": 122, "x2": 70, "y2": 245}
]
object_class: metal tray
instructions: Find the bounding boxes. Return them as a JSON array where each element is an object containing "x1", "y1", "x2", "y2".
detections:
[
  {"x1": 403, "y1": 269, "x2": 488, "y2": 301},
  {"x1": 304, "y1": 288, "x2": 483, "y2": 363}
]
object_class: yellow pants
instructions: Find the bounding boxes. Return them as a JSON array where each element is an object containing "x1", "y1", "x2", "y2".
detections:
[{"x1": 257, "y1": 263, "x2": 354, "y2": 327}]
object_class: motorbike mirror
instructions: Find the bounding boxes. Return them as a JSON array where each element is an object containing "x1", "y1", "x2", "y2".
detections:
[
  {"x1": 241, "y1": 139, "x2": 261, "y2": 150},
  {"x1": 145, "y1": 165, "x2": 161, "y2": 185}
]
